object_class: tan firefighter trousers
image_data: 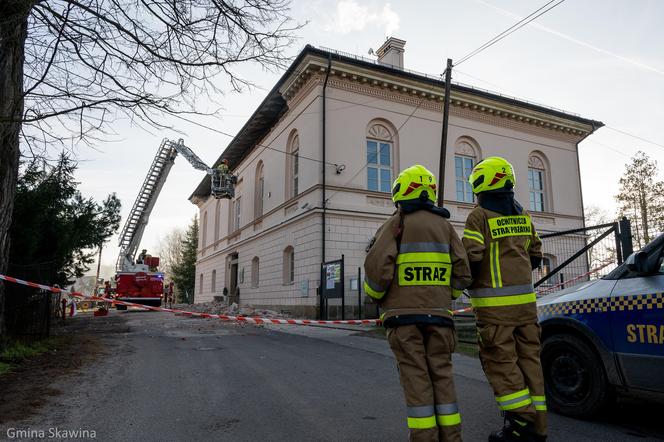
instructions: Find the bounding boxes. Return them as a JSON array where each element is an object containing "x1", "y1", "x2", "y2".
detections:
[
  {"x1": 387, "y1": 324, "x2": 462, "y2": 442},
  {"x1": 477, "y1": 323, "x2": 547, "y2": 436}
]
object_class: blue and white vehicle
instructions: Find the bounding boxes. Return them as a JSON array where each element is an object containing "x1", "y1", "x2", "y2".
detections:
[{"x1": 538, "y1": 234, "x2": 664, "y2": 417}]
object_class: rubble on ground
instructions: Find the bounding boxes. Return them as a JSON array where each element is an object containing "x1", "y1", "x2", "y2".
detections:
[{"x1": 170, "y1": 301, "x2": 286, "y2": 319}]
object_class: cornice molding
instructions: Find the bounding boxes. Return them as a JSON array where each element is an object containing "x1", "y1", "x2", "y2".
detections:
[{"x1": 282, "y1": 58, "x2": 592, "y2": 142}]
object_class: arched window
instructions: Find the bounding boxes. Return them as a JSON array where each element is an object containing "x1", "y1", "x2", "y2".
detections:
[
  {"x1": 366, "y1": 122, "x2": 394, "y2": 193},
  {"x1": 528, "y1": 153, "x2": 549, "y2": 212},
  {"x1": 283, "y1": 246, "x2": 294, "y2": 284},
  {"x1": 251, "y1": 257, "x2": 260, "y2": 288},
  {"x1": 454, "y1": 136, "x2": 480, "y2": 203},
  {"x1": 199, "y1": 273, "x2": 204, "y2": 294},
  {"x1": 214, "y1": 199, "x2": 221, "y2": 243},
  {"x1": 255, "y1": 161, "x2": 265, "y2": 219},
  {"x1": 211, "y1": 269, "x2": 216, "y2": 293},
  {"x1": 228, "y1": 180, "x2": 242, "y2": 233},
  {"x1": 286, "y1": 131, "x2": 299, "y2": 199}
]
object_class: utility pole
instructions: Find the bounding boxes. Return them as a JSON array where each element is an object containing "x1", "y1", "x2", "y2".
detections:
[
  {"x1": 437, "y1": 58, "x2": 453, "y2": 207},
  {"x1": 93, "y1": 244, "x2": 103, "y2": 295}
]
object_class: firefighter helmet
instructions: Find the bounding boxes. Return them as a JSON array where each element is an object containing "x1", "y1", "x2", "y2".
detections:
[
  {"x1": 468, "y1": 156, "x2": 516, "y2": 194},
  {"x1": 392, "y1": 165, "x2": 437, "y2": 204}
]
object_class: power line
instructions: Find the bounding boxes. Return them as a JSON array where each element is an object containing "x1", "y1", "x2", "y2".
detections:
[
  {"x1": 455, "y1": 0, "x2": 565, "y2": 66},
  {"x1": 583, "y1": 139, "x2": 630, "y2": 158},
  {"x1": 446, "y1": 69, "x2": 664, "y2": 155},
  {"x1": 326, "y1": 95, "x2": 429, "y2": 203},
  {"x1": 605, "y1": 126, "x2": 664, "y2": 150},
  {"x1": 169, "y1": 111, "x2": 341, "y2": 176}
]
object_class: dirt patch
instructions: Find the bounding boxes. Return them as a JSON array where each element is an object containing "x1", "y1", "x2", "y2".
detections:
[
  {"x1": 0, "y1": 314, "x2": 128, "y2": 424},
  {"x1": 0, "y1": 335, "x2": 99, "y2": 423}
]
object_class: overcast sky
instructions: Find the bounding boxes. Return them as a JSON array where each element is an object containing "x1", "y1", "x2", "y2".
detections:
[{"x1": 62, "y1": 0, "x2": 664, "y2": 278}]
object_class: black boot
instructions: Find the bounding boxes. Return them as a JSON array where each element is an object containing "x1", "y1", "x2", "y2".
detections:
[{"x1": 488, "y1": 416, "x2": 546, "y2": 442}]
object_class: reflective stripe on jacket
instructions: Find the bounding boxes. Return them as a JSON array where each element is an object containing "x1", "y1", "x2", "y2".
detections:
[
  {"x1": 462, "y1": 207, "x2": 543, "y2": 326},
  {"x1": 363, "y1": 209, "x2": 472, "y2": 323}
]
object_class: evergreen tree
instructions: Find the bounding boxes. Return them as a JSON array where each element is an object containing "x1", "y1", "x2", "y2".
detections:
[
  {"x1": 615, "y1": 151, "x2": 664, "y2": 249},
  {"x1": 9, "y1": 153, "x2": 121, "y2": 286},
  {"x1": 172, "y1": 216, "x2": 198, "y2": 304}
]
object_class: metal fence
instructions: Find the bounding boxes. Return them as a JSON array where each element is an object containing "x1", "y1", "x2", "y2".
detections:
[
  {"x1": 534, "y1": 217, "x2": 633, "y2": 296},
  {"x1": 4, "y1": 262, "x2": 61, "y2": 337},
  {"x1": 449, "y1": 218, "x2": 634, "y2": 314}
]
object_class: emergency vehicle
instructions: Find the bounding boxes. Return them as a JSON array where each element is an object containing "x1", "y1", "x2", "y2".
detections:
[
  {"x1": 538, "y1": 233, "x2": 664, "y2": 417},
  {"x1": 114, "y1": 138, "x2": 233, "y2": 309}
]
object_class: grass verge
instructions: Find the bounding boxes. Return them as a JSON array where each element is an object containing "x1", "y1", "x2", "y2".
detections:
[
  {"x1": 455, "y1": 341, "x2": 479, "y2": 358},
  {"x1": 0, "y1": 361, "x2": 11, "y2": 376},
  {"x1": 0, "y1": 336, "x2": 71, "y2": 376},
  {"x1": 359, "y1": 325, "x2": 480, "y2": 358}
]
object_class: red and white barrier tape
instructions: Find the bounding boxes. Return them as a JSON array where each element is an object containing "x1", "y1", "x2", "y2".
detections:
[
  {"x1": 0, "y1": 274, "x2": 382, "y2": 325},
  {"x1": 0, "y1": 273, "x2": 476, "y2": 323},
  {"x1": 535, "y1": 262, "x2": 612, "y2": 296}
]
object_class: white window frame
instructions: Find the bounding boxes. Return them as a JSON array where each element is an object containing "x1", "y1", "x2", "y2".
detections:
[
  {"x1": 528, "y1": 167, "x2": 546, "y2": 212},
  {"x1": 255, "y1": 163, "x2": 264, "y2": 219},
  {"x1": 454, "y1": 154, "x2": 475, "y2": 203},
  {"x1": 286, "y1": 133, "x2": 300, "y2": 200},
  {"x1": 233, "y1": 196, "x2": 242, "y2": 231},
  {"x1": 366, "y1": 139, "x2": 392, "y2": 193}
]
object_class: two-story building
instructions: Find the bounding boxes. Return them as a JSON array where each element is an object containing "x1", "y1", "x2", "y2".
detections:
[{"x1": 189, "y1": 38, "x2": 603, "y2": 317}]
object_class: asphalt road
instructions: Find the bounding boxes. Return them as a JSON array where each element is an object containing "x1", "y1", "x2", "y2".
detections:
[{"x1": 4, "y1": 311, "x2": 663, "y2": 441}]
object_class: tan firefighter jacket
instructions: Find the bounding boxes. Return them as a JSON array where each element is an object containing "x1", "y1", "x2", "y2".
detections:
[
  {"x1": 462, "y1": 206, "x2": 543, "y2": 326},
  {"x1": 363, "y1": 208, "x2": 472, "y2": 324}
]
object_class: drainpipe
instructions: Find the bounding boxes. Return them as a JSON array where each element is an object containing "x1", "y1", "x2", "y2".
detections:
[
  {"x1": 320, "y1": 54, "x2": 331, "y2": 319},
  {"x1": 575, "y1": 122, "x2": 603, "y2": 272},
  {"x1": 322, "y1": 54, "x2": 331, "y2": 263},
  {"x1": 575, "y1": 122, "x2": 603, "y2": 228}
]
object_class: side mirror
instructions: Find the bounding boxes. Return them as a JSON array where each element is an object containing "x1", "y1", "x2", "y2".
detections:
[{"x1": 626, "y1": 251, "x2": 648, "y2": 274}]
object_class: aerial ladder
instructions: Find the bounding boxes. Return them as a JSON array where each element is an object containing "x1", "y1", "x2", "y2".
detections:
[{"x1": 113, "y1": 138, "x2": 234, "y2": 308}]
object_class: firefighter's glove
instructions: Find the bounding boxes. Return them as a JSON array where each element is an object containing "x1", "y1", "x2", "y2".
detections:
[
  {"x1": 470, "y1": 260, "x2": 482, "y2": 279},
  {"x1": 530, "y1": 255, "x2": 542, "y2": 270}
]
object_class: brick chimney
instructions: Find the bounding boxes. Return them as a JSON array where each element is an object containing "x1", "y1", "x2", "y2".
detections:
[{"x1": 376, "y1": 37, "x2": 406, "y2": 69}]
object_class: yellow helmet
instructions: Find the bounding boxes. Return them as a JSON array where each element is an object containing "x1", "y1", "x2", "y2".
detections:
[
  {"x1": 468, "y1": 156, "x2": 516, "y2": 194},
  {"x1": 392, "y1": 165, "x2": 437, "y2": 204}
]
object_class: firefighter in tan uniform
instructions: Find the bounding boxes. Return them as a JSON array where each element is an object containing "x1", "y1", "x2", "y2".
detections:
[
  {"x1": 461, "y1": 157, "x2": 546, "y2": 442},
  {"x1": 364, "y1": 165, "x2": 472, "y2": 442}
]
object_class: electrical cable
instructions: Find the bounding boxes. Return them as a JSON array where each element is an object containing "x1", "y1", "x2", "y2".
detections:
[
  {"x1": 455, "y1": 0, "x2": 565, "y2": 67},
  {"x1": 169, "y1": 112, "x2": 336, "y2": 169},
  {"x1": 604, "y1": 126, "x2": 664, "y2": 150},
  {"x1": 325, "y1": 94, "x2": 429, "y2": 203},
  {"x1": 447, "y1": 71, "x2": 664, "y2": 155}
]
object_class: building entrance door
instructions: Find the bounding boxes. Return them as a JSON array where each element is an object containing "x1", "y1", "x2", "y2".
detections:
[{"x1": 229, "y1": 253, "x2": 239, "y2": 305}]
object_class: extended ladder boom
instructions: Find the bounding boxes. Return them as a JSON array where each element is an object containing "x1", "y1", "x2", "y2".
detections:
[{"x1": 116, "y1": 138, "x2": 235, "y2": 273}]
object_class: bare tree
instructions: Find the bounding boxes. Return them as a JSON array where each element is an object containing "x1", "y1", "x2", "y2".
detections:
[
  {"x1": 0, "y1": 0, "x2": 300, "y2": 333},
  {"x1": 584, "y1": 205, "x2": 616, "y2": 270},
  {"x1": 157, "y1": 227, "x2": 184, "y2": 282},
  {"x1": 615, "y1": 151, "x2": 664, "y2": 249}
]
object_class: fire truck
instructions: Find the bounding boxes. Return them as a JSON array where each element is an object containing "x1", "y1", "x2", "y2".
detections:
[{"x1": 114, "y1": 138, "x2": 234, "y2": 309}]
